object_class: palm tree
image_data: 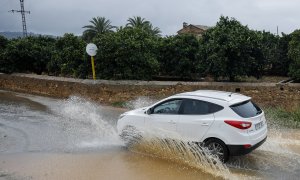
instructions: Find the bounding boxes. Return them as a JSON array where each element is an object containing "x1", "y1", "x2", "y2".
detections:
[
  {"x1": 126, "y1": 16, "x2": 161, "y2": 36},
  {"x1": 148, "y1": 24, "x2": 161, "y2": 36},
  {"x1": 82, "y1": 17, "x2": 115, "y2": 41},
  {"x1": 126, "y1": 16, "x2": 150, "y2": 28}
]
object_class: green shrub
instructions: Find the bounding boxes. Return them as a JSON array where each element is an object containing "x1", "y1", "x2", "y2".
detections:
[
  {"x1": 94, "y1": 28, "x2": 159, "y2": 80},
  {"x1": 288, "y1": 29, "x2": 300, "y2": 80},
  {"x1": 158, "y1": 34, "x2": 200, "y2": 78},
  {"x1": 0, "y1": 35, "x2": 9, "y2": 73},
  {"x1": 201, "y1": 16, "x2": 264, "y2": 81},
  {"x1": 2, "y1": 36, "x2": 55, "y2": 74},
  {"x1": 47, "y1": 33, "x2": 88, "y2": 78}
]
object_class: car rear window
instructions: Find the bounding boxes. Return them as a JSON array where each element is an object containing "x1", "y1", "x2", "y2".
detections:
[
  {"x1": 230, "y1": 100, "x2": 262, "y2": 118},
  {"x1": 181, "y1": 99, "x2": 224, "y2": 115}
]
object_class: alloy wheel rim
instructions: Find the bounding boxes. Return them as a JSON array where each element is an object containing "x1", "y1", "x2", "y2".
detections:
[{"x1": 207, "y1": 142, "x2": 224, "y2": 160}]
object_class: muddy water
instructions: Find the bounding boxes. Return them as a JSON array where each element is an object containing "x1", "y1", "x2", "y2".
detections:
[{"x1": 0, "y1": 90, "x2": 300, "y2": 180}]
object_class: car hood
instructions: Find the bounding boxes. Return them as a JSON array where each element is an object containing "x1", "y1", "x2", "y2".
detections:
[{"x1": 122, "y1": 106, "x2": 149, "y2": 116}]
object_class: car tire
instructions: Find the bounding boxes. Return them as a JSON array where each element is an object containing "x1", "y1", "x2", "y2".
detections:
[
  {"x1": 119, "y1": 126, "x2": 142, "y2": 147},
  {"x1": 205, "y1": 139, "x2": 229, "y2": 163}
]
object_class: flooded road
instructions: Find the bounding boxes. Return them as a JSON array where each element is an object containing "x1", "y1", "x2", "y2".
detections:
[{"x1": 0, "y1": 90, "x2": 300, "y2": 180}]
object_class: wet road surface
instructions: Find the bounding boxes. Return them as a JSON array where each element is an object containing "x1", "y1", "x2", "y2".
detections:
[{"x1": 0, "y1": 90, "x2": 300, "y2": 180}]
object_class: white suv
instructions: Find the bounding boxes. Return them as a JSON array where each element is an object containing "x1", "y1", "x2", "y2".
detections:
[{"x1": 117, "y1": 90, "x2": 267, "y2": 162}]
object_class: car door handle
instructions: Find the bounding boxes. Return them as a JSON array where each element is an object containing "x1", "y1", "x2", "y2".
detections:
[{"x1": 201, "y1": 123, "x2": 210, "y2": 126}]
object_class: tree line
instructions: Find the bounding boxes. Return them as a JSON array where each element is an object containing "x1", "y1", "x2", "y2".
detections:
[{"x1": 0, "y1": 16, "x2": 299, "y2": 81}]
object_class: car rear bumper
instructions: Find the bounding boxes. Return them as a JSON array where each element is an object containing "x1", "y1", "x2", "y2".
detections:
[{"x1": 227, "y1": 136, "x2": 267, "y2": 156}]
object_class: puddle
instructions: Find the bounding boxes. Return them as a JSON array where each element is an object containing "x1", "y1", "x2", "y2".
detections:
[{"x1": 0, "y1": 92, "x2": 299, "y2": 179}]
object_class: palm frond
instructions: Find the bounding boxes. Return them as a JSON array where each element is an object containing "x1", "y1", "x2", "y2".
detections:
[{"x1": 82, "y1": 16, "x2": 116, "y2": 40}]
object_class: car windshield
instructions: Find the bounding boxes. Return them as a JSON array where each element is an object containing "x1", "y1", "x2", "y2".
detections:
[{"x1": 230, "y1": 100, "x2": 262, "y2": 118}]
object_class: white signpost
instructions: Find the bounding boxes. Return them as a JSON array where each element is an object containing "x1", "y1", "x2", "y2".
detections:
[{"x1": 86, "y1": 43, "x2": 98, "y2": 80}]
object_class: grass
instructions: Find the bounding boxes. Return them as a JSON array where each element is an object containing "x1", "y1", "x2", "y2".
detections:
[
  {"x1": 111, "y1": 101, "x2": 127, "y2": 108},
  {"x1": 235, "y1": 76, "x2": 290, "y2": 83},
  {"x1": 203, "y1": 75, "x2": 290, "y2": 83},
  {"x1": 264, "y1": 106, "x2": 300, "y2": 128}
]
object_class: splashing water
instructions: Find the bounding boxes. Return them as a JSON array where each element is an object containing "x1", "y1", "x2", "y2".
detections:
[
  {"x1": 125, "y1": 96, "x2": 157, "y2": 109},
  {"x1": 63, "y1": 97, "x2": 116, "y2": 135},
  {"x1": 120, "y1": 126, "x2": 237, "y2": 179},
  {"x1": 259, "y1": 129, "x2": 300, "y2": 154},
  {"x1": 53, "y1": 96, "x2": 121, "y2": 149}
]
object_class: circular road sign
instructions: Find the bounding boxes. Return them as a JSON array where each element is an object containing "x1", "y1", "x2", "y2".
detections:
[{"x1": 86, "y1": 43, "x2": 98, "y2": 56}]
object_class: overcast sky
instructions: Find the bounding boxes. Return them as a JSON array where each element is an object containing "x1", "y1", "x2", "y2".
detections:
[{"x1": 0, "y1": 0, "x2": 299, "y2": 36}]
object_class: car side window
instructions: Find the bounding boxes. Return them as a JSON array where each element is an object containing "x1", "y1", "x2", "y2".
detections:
[
  {"x1": 153, "y1": 99, "x2": 182, "y2": 114},
  {"x1": 181, "y1": 99, "x2": 223, "y2": 115}
]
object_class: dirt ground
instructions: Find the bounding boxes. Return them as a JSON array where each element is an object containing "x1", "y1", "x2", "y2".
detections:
[{"x1": 0, "y1": 73, "x2": 299, "y2": 109}]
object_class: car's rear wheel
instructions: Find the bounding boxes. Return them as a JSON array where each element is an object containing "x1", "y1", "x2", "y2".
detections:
[
  {"x1": 205, "y1": 139, "x2": 229, "y2": 163},
  {"x1": 119, "y1": 126, "x2": 142, "y2": 147}
]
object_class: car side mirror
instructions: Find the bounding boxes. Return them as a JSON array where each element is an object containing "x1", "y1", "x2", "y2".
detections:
[{"x1": 145, "y1": 108, "x2": 152, "y2": 115}]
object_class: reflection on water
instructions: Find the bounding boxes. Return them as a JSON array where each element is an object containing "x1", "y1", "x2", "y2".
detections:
[{"x1": 0, "y1": 91, "x2": 300, "y2": 180}]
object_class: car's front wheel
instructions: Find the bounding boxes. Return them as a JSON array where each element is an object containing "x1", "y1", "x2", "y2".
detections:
[
  {"x1": 205, "y1": 138, "x2": 229, "y2": 163},
  {"x1": 119, "y1": 126, "x2": 142, "y2": 147}
]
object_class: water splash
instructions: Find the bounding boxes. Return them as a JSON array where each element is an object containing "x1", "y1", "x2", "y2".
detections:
[
  {"x1": 122, "y1": 127, "x2": 236, "y2": 179},
  {"x1": 125, "y1": 96, "x2": 157, "y2": 109},
  {"x1": 54, "y1": 96, "x2": 121, "y2": 149},
  {"x1": 259, "y1": 129, "x2": 300, "y2": 155}
]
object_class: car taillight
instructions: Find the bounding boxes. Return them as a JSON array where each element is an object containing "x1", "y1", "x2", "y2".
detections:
[
  {"x1": 224, "y1": 120, "x2": 252, "y2": 129},
  {"x1": 243, "y1": 144, "x2": 252, "y2": 149}
]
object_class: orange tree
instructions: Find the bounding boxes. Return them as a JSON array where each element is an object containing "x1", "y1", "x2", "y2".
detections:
[
  {"x1": 158, "y1": 34, "x2": 200, "y2": 78},
  {"x1": 2, "y1": 36, "x2": 55, "y2": 74},
  {"x1": 47, "y1": 33, "x2": 88, "y2": 78},
  {"x1": 288, "y1": 29, "x2": 300, "y2": 80},
  {"x1": 201, "y1": 16, "x2": 264, "y2": 81},
  {"x1": 93, "y1": 27, "x2": 159, "y2": 80}
]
